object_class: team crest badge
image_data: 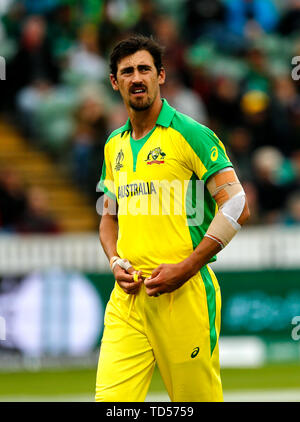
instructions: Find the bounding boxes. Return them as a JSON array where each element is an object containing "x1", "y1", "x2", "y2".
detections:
[
  {"x1": 115, "y1": 149, "x2": 124, "y2": 171},
  {"x1": 145, "y1": 147, "x2": 166, "y2": 165}
]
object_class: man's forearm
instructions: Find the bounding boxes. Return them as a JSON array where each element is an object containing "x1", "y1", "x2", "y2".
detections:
[
  {"x1": 180, "y1": 237, "x2": 222, "y2": 279},
  {"x1": 180, "y1": 198, "x2": 250, "y2": 280},
  {"x1": 99, "y1": 213, "x2": 143, "y2": 294},
  {"x1": 99, "y1": 214, "x2": 119, "y2": 261}
]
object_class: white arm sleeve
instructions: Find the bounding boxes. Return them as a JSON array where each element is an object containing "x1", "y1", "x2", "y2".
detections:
[{"x1": 221, "y1": 191, "x2": 246, "y2": 230}]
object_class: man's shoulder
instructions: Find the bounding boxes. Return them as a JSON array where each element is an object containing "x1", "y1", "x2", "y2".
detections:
[
  {"x1": 170, "y1": 108, "x2": 213, "y2": 143},
  {"x1": 105, "y1": 123, "x2": 129, "y2": 145}
]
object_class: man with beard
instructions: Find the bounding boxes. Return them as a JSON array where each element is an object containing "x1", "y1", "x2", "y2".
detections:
[{"x1": 95, "y1": 35, "x2": 250, "y2": 402}]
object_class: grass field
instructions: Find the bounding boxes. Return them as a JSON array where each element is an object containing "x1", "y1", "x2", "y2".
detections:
[{"x1": 0, "y1": 363, "x2": 300, "y2": 402}]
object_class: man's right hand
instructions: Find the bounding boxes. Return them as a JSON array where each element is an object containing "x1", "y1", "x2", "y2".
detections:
[{"x1": 113, "y1": 261, "x2": 144, "y2": 295}]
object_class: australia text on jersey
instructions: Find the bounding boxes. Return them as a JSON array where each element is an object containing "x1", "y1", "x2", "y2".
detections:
[{"x1": 100, "y1": 174, "x2": 205, "y2": 227}]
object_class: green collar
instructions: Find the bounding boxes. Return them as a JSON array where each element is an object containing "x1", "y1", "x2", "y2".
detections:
[{"x1": 121, "y1": 99, "x2": 176, "y2": 134}]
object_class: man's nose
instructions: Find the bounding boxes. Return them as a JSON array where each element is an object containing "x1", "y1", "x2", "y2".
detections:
[{"x1": 131, "y1": 69, "x2": 143, "y2": 84}]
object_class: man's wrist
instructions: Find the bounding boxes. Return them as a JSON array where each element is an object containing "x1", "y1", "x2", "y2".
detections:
[
  {"x1": 180, "y1": 236, "x2": 223, "y2": 279},
  {"x1": 109, "y1": 255, "x2": 119, "y2": 270},
  {"x1": 179, "y1": 255, "x2": 203, "y2": 280}
]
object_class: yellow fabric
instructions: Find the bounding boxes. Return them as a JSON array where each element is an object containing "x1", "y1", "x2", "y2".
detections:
[
  {"x1": 103, "y1": 126, "x2": 210, "y2": 277},
  {"x1": 95, "y1": 266, "x2": 223, "y2": 402},
  {"x1": 97, "y1": 101, "x2": 231, "y2": 402},
  {"x1": 100, "y1": 100, "x2": 232, "y2": 273}
]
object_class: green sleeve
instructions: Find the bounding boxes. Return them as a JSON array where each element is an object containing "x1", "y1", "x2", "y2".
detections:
[
  {"x1": 171, "y1": 112, "x2": 232, "y2": 183},
  {"x1": 97, "y1": 138, "x2": 116, "y2": 200},
  {"x1": 97, "y1": 159, "x2": 116, "y2": 200},
  {"x1": 195, "y1": 125, "x2": 233, "y2": 184}
]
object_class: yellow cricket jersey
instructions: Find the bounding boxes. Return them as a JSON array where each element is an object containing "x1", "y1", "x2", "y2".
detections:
[{"x1": 98, "y1": 99, "x2": 232, "y2": 276}]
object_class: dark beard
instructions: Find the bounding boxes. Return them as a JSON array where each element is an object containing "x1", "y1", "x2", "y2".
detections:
[{"x1": 129, "y1": 100, "x2": 152, "y2": 111}]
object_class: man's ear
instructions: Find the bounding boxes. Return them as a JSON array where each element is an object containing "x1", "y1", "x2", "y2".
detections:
[
  {"x1": 110, "y1": 74, "x2": 119, "y2": 91},
  {"x1": 158, "y1": 67, "x2": 166, "y2": 86}
]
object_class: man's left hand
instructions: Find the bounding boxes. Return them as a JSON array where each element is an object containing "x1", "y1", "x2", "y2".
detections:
[{"x1": 144, "y1": 262, "x2": 193, "y2": 297}]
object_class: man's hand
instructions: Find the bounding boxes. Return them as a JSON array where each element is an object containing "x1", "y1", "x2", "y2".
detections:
[
  {"x1": 144, "y1": 236, "x2": 225, "y2": 297},
  {"x1": 144, "y1": 262, "x2": 193, "y2": 297},
  {"x1": 113, "y1": 260, "x2": 144, "y2": 295}
]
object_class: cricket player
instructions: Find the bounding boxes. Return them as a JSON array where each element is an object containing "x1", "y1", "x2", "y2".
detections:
[{"x1": 95, "y1": 35, "x2": 250, "y2": 402}]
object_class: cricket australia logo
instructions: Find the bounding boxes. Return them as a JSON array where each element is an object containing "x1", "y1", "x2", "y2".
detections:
[
  {"x1": 145, "y1": 147, "x2": 166, "y2": 165},
  {"x1": 115, "y1": 149, "x2": 124, "y2": 171}
]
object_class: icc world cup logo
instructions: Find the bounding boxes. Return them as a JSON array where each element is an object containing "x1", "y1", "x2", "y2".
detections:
[{"x1": 115, "y1": 149, "x2": 124, "y2": 171}]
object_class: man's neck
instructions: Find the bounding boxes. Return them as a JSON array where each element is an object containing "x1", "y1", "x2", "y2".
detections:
[{"x1": 128, "y1": 97, "x2": 163, "y2": 140}]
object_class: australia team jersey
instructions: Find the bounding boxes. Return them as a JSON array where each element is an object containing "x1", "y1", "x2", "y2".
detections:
[{"x1": 98, "y1": 99, "x2": 232, "y2": 276}]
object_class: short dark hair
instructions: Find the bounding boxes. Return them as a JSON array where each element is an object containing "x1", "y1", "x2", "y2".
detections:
[{"x1": 110, "y1": 34, "x2": 164, "y2": 78}]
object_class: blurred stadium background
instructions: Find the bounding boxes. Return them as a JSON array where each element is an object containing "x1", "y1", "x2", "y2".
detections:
[{"x1": 0, "y1": 0, "x2": 300, "y2": 402}]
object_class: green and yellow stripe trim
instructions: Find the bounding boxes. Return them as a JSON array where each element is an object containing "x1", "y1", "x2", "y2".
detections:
[{"x1": 200, "y1": 265, "x2": 217, "y2": 356}]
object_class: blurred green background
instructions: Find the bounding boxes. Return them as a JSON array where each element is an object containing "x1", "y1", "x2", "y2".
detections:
[
  {"x1": 1, "y1": 363, "x2": 300, "y2": 401},
  {"x1": 1, "y1": 0, "x2": 300, "y2": 402}
]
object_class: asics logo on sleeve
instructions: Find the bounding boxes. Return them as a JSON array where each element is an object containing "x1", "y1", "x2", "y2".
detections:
[{"x1": 191, "y1": 347, "x2": 200, "y2": 358}]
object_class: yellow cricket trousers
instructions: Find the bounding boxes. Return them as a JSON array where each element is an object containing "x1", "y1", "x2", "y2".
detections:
[{"x1": 95, "y1": 265, "x2": 223, "y2": 402}]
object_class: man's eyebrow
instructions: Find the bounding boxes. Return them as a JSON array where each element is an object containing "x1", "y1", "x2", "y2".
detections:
[
  {"x1": 119, "y1": 64, "x2": 152, "y2": 73},
  {"x1": 120, "y1": 66, "x2": 134, "y2": 74},
  {"x1": 138, "y1": 64, "x2": 152, "y2": 69}
]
